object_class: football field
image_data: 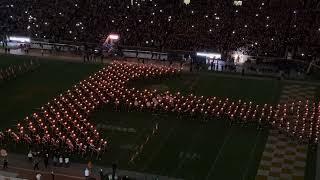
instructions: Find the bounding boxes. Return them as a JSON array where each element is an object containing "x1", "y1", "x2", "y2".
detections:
[
  {"x1": 0, "y1": 54, "x2": 102, "y2": 128},
  {"x1": 91, "y1": 72, "x2": 281, "y2": 179},
  {"x1": 0, "y1": 54, "x2": 317, "y2": 179}
]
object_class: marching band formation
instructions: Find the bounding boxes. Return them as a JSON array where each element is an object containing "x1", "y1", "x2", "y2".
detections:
[
  {"x1": 0, "y1": 60, "x2": 40, "y2": 82},
  {"x1": 2, "y1": 61, "x2": 319, "y2": 158}
]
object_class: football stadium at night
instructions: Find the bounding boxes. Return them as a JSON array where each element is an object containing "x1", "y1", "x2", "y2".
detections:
[{"x1": 0, "y1": 0, "x2": 320, "y2": 179}]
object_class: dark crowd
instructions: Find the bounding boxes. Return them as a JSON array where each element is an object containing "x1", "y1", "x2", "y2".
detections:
[{"x1": 0, "y1": 0, "x2": 320, "y2": 58}]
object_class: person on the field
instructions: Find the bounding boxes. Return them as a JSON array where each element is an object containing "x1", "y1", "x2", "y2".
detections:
[
  {"x1": 3, "y1": 158, "x2": 8, "y2": 169},
  {"x1": 36, "y1": 173, "x2": 41, "y2": 180},
  {"x1": 100, "y1": 54, "x2": 104, "y2": 64},
  {"x1": 99, "y1": 168, "x2": 104, "y2": 180},
  {"x1": 28, "y1": 150, "x2": 33, "y2": 161},
  {"x1": 51, "y1": 171, "x2": 55, "y2": 180},
  {"x1": 44, "y1": 153, "x2": 49, "y2": 168},
  {"x1": 59, "y1": 155, "x2": 63, "y2": 166},
  {"x1": 64, "y1": 156, "x2": 70, "y2": 167},
  {"x1": 84, "y1": 168, "x2": 90, "y2": 179},
  {"x1": 52, "y1": 155, "x2": 58, "y2": 166},
  {"x1": 33, "y1": 158, "x2": 40, "y2": 170}
]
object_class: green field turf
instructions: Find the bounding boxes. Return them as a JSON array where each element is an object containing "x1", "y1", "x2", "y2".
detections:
[
  {"x1": 90, "y1": 72, "x2": 284, "y2": 179},
  {"x1": 0, "y1": 55, "x2": 102, "y2": 128},
  {"x1": 0, "y1": 54, "x2": 33, "y2": 68},
  {"x1": 131, "y1": 72, "x2": 282, "y2": 104},
  {"x1": 0, "y1": 54, "x2": 317, "y2": 179},
  {"x1": 92, "y1": 108, "x2": 269, "y2": 179}
]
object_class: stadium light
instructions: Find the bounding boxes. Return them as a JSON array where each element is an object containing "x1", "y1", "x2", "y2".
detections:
[
  {"x1": 196, "y1": 52, "x2": 221, "y2": 59},
  {"x1": 232, "y1": 50, "x2": 249, "y2": 64},
  {"x1": 8, "y1": 36, "x2": 31, "y2": 43},
  {"x1": 234, "y1": 0, "x2": 242, "y2": 6},
  {"x1": 108, "y1": 34, "x2": 119, "y2": 40}
]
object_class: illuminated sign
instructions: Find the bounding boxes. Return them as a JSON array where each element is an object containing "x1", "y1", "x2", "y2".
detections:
[
  {"x1": 8, "y1": 36, "x2": 31, "y2": 43},
  {"x1": 196, "y1": 52, "x2": 221, "y2": 59},
  {"x1": 233, "y1": 0, "x2": 242, "y2": 6},
  {"x1": 108, "y1": 34, "x2": 119, "y2": 40}
]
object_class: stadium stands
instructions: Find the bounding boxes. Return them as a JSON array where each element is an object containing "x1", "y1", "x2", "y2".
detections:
[{"x1": 0, "y1": 0, "x2": 320, "y2": 58}]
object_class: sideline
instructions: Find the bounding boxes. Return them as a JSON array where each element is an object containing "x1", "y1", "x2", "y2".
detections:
[
  {"x1": 9, "y1": 166, "x2": 84, "y2": 179},
  {"x1": 3, "y1": 49, "x2": 320, "y2": 86}
]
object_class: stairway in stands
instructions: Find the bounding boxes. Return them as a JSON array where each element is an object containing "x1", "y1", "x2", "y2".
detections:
[{"x1": 256, "y1": 83, "x2": 316, "y2": 180}]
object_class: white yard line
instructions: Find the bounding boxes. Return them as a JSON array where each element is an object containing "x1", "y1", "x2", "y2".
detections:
[
  {"x1": 204, "y1": 126, "x2": 234, "y2": 180},
  {"x1": 141, "y1": 124, "x2": 176, "y2": 171},
  {"x1": 241, "y1": 129, "x2": 262, "y2": 180},
  {"x1": 173, "y1": 125, "x2": 203, "y2": 176}
]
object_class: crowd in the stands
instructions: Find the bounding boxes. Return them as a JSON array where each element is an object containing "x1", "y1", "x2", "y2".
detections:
[{"x1": 1, "y1": 0, "x2": 320, "y2": 58}]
